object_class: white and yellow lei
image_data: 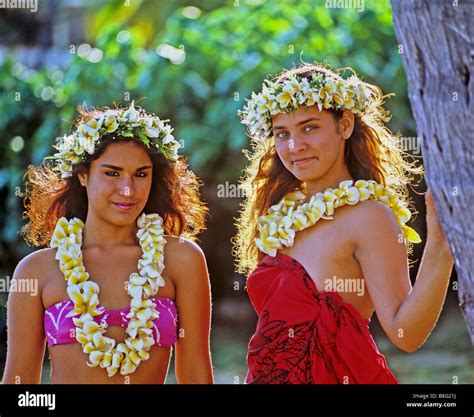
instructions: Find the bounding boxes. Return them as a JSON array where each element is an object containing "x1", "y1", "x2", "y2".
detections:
[
  {"x1": 50, "y1": 213, "x2": 166, "y2": 377},
  {"x1": 256, "y1": 179, "x2": 422, "y2": 257}
]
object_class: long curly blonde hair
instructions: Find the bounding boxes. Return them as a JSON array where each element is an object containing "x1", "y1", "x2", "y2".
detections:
[{"x1": 233, "y1": 63, "x2": 423, "y2": 276}]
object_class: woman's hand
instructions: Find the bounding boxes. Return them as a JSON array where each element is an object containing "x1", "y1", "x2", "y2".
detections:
[{"x1": 424, "y1": 189, "x2": 453, "y2": 262}]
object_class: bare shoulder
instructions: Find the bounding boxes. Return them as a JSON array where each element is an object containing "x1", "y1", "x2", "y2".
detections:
[
  {"x1": 347, "y1": 199, "x2": 404, "y2": 251},
  {"x1": 348, "y1": 199, "x2": 400, "y2": 229},
  {"x1": 164, "y1": 235, "x2": 206, "y2": 261},
  {"x1": 9, "y1": 248, "x2": 57, "y2": 307},
  {"x1": 14, "y1": 247, "x2": 57, "y2": 280},
  {"x1": 163, "y1": 236, "x2": 208, "y2": 285}
]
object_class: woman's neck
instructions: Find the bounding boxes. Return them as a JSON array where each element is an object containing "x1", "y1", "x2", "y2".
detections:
[
  {"x1": 81, "y1": 211, "x2": 138, "y2": 250},
  {"x1": 305, "y1": 166, "x2": 354, "y2": 197}
]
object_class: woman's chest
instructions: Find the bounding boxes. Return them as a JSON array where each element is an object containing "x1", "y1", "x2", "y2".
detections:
[
  {"x1": 278, "y1": 212, "x2": 374, "y2": 319},
  {"x1": 42, "y1": 248, "x2": 176, "y2": 310}
]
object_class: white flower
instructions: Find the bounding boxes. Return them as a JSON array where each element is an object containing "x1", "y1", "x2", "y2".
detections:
[
  {"x1": 103, "y1": 110, "x2": 119, "y2": 133},
  {"x1": 162, "y1": 133, "x2": 174, "y2": 145},
  {"x1": 77, "y1": 123, "x2": 99, "y2": 155},
  {"x1": 120, "y1": 102, "x2": 139, "y2": 125},
  {"x1": 276, "y1": 81, "x2": 299, "y2": 108},
  {"x1": 261, "y1": 85, "x2": 278, "y2": 113},
  {"x1": 319, "y1": 78, "x2": 337, "y2": 109},
  {"x1": 254, "y1": 93, "x2": 268, "y2": 115},
  {"x1": 346, "y1": 186, "x2": 360, "y2": 205}
]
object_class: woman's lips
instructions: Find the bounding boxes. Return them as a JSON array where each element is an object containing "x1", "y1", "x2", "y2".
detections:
[
  {"x1": 292, "y1": 157, "x2": 316, "y2": 166},
  {"x1": 112, "y1": 202, "x2": 136, "y2": 211}
]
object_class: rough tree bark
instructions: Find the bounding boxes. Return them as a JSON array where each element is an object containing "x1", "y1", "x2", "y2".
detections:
[{"x1": 391, "y1": 0, "x2": 473, "y2": 343}]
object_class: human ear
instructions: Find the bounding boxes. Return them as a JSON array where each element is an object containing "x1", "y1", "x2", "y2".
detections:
[
  {"x1": 339, "y1": 110, "x2": 355, "y2": 140},
  {"x1": 77, "y1": 170, "x2": 88, "y2": 187}
]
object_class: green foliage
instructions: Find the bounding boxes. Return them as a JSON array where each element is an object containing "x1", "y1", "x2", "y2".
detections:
[{"x1": 0, "y1": 0, "x2": 412, "y2": 264}]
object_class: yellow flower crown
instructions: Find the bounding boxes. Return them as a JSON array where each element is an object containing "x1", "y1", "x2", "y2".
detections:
[
  {"x1": 50, "y1": 101, "x2": 181, "y2": 179},
  {"x1": 238, "y1": 72, "x2": 369, "y2": 141}
]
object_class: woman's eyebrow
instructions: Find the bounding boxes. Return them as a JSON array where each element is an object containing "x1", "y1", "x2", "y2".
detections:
[
  {"x1": 100, "y1": 164, "x2": 152, "y2": 171},
  {"x1": 101, "y1": 164, "x2": 123, "y2": 170},
  {"x1": 136, "y1": 165, "x2": 153, "y2": 171},
  {"x1": 273, "y1": 117, "x2": 321, "y2": 130}
]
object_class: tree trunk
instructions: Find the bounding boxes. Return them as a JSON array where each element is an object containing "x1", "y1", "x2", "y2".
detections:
[{"x1": 390, "y1": 0, "x2": 473, "y2": 343}]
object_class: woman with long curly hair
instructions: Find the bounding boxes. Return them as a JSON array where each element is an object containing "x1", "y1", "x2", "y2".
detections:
[
  {"x1": 234, "y1": 63, "x2": 454, "y2": 384},
  {"x1": 2, "y1": 102, "x2": 213, "y2": 384}
]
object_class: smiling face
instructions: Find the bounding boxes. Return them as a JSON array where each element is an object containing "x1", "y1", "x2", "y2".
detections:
[
  {"x1": 78, "y1": 141, "x2": 153, "y2": 226},
  {"x1": 272, "y1": 106, "x2": 355, "y2": 189}
]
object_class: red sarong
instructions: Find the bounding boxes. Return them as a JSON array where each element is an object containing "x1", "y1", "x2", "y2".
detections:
[{"x1": 245, "y1": 252, "x2": 397, "y2": 384}]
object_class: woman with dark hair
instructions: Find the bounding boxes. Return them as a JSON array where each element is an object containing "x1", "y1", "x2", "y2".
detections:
[
  {"x1": 234, "y1": 63, "x2": 454, "y2": 384},
  {"x1": 2, "y1": 102, "x2": 213, "y2": 383}
]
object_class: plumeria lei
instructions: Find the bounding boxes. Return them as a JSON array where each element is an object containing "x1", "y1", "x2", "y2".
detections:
[
  {"x1": 51, "y1": 101, "x2": 181, "y2": 179},
  {"x1": 50, "y1": 213, "x2": 167, "y2": 377},
  {"x1": 256, "y1": 180, "x2": 422, "y2": 257},
  {"x1": 238, "y1": 72, "x2": 369, "y2": 141}
]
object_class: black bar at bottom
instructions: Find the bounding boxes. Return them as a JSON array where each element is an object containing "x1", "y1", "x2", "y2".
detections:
[{"x1": 0, "y1": 384, "x2": 472, "y2": 417}]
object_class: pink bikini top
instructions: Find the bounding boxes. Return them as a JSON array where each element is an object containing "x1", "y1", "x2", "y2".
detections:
[{"x1": 44, "y1": 296, "x2": 178, "y2": 347}]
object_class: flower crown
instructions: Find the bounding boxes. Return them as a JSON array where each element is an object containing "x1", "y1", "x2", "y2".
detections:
[
  {"x1": 50, "y1": 101, "x2": 181, "y2": 178},
  {"x1": 238, "y1": 72, "x2": 369, "y2": 141}
]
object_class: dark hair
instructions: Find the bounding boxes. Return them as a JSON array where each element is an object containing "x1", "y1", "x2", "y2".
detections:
[{"x1": 22, "y1": 107, "x2": 208, "y2": 247}]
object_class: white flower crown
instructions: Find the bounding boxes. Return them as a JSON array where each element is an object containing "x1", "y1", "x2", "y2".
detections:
[
  {"x1": 238, "y1": 72, "x2": 369, "y2": 141},
  {"x1": 50, "y1": 101, "x2": 181, "y2": 178}
]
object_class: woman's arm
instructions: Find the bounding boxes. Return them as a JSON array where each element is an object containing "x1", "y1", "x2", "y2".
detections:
[
  {"x1": 353, "y1": 191, "x2": 454, "y2": 352},
  {"x1": 170, "y1": 238, "x2": 213, "y2": 383},
  {"x1": 388, "y1": 190, "x2": 454, "y2": 351},
  {"x1": 2, "y1": 251, "x2": 47, "y2": 384}
]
